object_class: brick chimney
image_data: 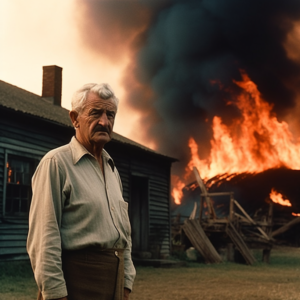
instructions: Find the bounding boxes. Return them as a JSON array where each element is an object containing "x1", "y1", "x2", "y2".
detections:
[{"x1": 42, "y1": 65, "x2": 62, "y2": 106}]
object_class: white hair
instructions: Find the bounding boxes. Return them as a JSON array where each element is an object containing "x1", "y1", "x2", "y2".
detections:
[{"x1": 71, "y1": 83, "x2": 119, "y2": 113}]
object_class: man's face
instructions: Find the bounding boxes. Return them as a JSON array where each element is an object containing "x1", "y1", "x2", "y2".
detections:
[{"x1": 75, "y1": 92, "x2": 117, "y2": 151}]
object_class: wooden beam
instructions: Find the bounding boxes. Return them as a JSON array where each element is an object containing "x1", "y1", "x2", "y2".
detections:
[
  {"x1": 234, "y1": 212, "x2": 251, "y2": 224},
  {"x1": 193, "y1": 167, "x2": 216, "y2": 219},
  {"x1": 226, "y1": 221, "x2": 256, "y2": 265},
  {"x1": 189, "y1": 202, "x2": 197, "y2": 220},
  {"x1": 182, "y1": 219, "x2": 222, "y2": 263},
  {"x1": 201, "y1": 192, "x2": 233, "y2": 196},
  {"x1": 243, "y1": 229, "x2": 271, "y2": 240},
  {"x1": 272, "y1": 217, "x2": 300, "y2": 238},
  {"x1": 193, "y1": 167, "x2": 207, "y2": 195},
  {"x1": 234, "y1": 200, "x2": 270, "y2": 241}
]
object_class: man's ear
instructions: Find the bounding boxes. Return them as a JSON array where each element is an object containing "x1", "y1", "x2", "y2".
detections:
[{"x1": 69, "y1": 110, "x2": 79, "y2": 128}]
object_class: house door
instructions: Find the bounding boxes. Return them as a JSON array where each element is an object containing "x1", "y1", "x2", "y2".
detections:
[{"x1": 130, "y1": 176, "x2": 149, "y2": 253}]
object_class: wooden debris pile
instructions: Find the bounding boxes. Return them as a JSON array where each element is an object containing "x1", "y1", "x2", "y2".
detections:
[{"x1": 178, "y1": 167, "x2": 275, "y2": 265}]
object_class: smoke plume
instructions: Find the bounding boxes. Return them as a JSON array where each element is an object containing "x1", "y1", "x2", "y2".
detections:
[{"x1": 77, "y1": 0, "x2": 300, "y2": 176}]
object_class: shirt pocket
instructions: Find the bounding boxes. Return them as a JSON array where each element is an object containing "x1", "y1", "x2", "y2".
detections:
[{"x1": 119, "y1": 200, "x2": 131, "y2": 237}]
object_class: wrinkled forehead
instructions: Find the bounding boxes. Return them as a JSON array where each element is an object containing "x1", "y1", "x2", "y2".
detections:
[{"x1": 84, "y1": 92, "x2": 117, "y2": 112}]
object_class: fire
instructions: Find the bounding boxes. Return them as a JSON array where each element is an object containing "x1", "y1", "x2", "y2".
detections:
[
  {"x1": 187, "y1": 183, "x2": 198, "y2": 191},
  {"x1": 269, "y1": 188, "x2": 300, "y2": 216},
  {"x1": 269, "y1": 188, "x2": 292, "y2": 207},
  {"x1": 172, "y1": 72, "x2": 300, "y2": 204},
  {"x1": 187, "y1": 72, "x2": 300, "y2": 180},
  {"x1": 171, "y1": 175, "x2": 185, "y2": 205}
]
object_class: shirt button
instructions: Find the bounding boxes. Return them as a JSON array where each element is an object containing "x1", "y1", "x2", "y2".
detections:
[
  {"x1": 115, "y1": 251, "x2": 118, "y2": 256},
  {"x1": 111, "y1": 206, "x2": 114, "y2": 211}
]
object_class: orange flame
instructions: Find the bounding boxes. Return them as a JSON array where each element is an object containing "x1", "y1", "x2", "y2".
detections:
[
  {"x1": 187, "y1": 72, "x2": 300, "y2": 180},
  {"x1": 172, "y1": 71, "x2": 300, "y2": 204},
  {"x1": 171, "y1": 175, "x2": 185, "y2": 205},
  {"x1": 269, "y1": 188, "x2": 291, "y2": 207},
  {"x1": 292, "y1": 212, "x2": 300, "y2": 216},
  {"x1": 187, "y1": 183, "x2": 198, "y2": 191}
]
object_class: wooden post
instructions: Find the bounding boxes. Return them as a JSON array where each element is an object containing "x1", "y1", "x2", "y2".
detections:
[
  {"x1": 229, "y1": 193, "x2": 234, "y2": 223},
  {"x1": 193, "y1": 167, "x2": 216, "y2": 219},
  {"x1": 262, "y1": 201, "x2": 273, "y2": 264},
  {"x1": 199, "y1": 195, "x2": 204, "y2": 223},
  {"x1": 267, "y1": 201, "x2": 273, "y2": 236},
  {"x1": 262, "y1": 248, "x2": 271, "y2": 263},
  {"x1": 227, "y1": 243, "x2": 235, "y2": 262}
]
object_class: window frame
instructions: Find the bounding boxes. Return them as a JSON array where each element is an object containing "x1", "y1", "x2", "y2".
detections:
[{"x1": 3, "y1": 148, "x2": 42, "y2": 222}]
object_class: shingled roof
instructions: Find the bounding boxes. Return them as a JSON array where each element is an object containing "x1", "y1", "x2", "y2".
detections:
[{"x1": 0, "y1": 80, "x2": 176, "y2": 161}]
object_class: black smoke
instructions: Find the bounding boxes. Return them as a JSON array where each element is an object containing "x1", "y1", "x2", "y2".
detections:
[{"x1": 77, "y1": 0, "x2": 300, "y2": 176}]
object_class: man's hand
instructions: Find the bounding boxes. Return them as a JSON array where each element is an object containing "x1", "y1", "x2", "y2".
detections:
[{"x1": 124, "y1": 288, "x2": 131, "y2": 300}]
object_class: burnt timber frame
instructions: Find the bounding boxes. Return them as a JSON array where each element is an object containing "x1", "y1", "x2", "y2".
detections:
[{"x1": 183, "y1": 167, "x2": 273, "y2": 265}]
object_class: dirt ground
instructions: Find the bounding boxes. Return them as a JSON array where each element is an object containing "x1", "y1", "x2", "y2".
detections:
[{"x1": 1, "y1": 246, "x2": 300, "y2": 300}]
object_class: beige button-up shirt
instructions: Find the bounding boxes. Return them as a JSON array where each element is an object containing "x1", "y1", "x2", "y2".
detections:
[{"x1": 27, "y1": 137, "x2": 136, "y2": 300}]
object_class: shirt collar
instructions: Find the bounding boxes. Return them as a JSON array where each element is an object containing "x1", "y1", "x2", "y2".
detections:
[{"x1": 70, "y1": 136, "x2": 115, "y2": 171}]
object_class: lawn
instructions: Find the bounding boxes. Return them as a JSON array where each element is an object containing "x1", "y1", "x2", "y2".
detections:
[{"x1": 1, "y1": 246, "x2": 300, "y2": 300}]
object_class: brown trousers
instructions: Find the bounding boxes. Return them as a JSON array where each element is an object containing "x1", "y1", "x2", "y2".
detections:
[{"x1": 37, "y1": 248, "x2": 124, "y2": 300}]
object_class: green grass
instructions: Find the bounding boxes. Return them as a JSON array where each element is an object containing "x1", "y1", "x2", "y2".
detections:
[
  {"x1": 0, "y1": 260, "x2": 37, "y2": 300},
  {"x1": 131, "y1": 248, "x2": 300, "y2": 300},
  {"x1": 1, "y1": 246, "x2": 300, "y2": 300}
]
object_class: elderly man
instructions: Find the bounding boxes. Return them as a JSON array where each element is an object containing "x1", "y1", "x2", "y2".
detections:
[{"x1": 27, "y1": 83, "x2": 136, "y2": 300}]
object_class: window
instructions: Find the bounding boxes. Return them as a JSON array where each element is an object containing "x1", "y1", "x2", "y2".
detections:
[{"x1": 5, "y1": 155, "x2": 39, "y2": 218}]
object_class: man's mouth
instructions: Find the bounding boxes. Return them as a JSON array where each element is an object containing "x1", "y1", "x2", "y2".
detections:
[{"x1": 95, "y1": 131, "x2": 109, "y2": 136}]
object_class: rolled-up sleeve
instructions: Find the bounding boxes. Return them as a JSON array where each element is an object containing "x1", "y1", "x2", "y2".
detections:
[
  {"x1": 27, "y1": 158, "x2": 68, "y2": 300},
  {"x1": 124, "y1": 236, "x2": 136, "y2": 291}
]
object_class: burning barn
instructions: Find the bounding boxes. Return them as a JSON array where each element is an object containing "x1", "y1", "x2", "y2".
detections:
[
  {"x1": 0, "y1": 65, "x2": 177, "y2": 261},
  {"x1": 167, "y1": 70, "x2": 300, "y2": 259},
  {"x1": 74, "y1": 2, "x2": 300, "y2": 224},
  {"x1": 168, "y1": 76, "x2": 300, "y2": 264}
]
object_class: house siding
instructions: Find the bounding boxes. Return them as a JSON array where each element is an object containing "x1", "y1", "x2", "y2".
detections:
[
  {"x1": 106, "y1": 143, "x2": 172, "y2": 258},
  {"x1": 0, "y1": 109, "x2": 73, "y2": 260},
  {"x1": 0, "y1": 148, "x2": 4, "y2": 217}
]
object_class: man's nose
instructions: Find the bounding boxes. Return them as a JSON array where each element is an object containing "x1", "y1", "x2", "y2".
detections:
[{"x1": 98, "y1": 112, "x2": 109, "y2": 125}]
